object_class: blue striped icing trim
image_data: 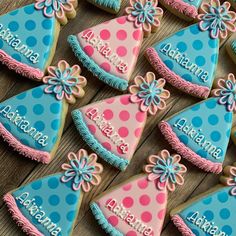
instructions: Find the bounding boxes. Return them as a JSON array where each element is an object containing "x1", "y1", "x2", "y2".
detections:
[
  {"x1": 71, "y1": 109, "x2": 129, "y2": 171},
  {"x1": 90, "y1": 202, "x2": 123, "y2": 236},
  {"x1": 68, "y1": 35, "x2": 128, "y2": 91},
  {"x1": 87, "y1": 0, "x2": 121, "y2": 13},
  {"x1": 231, "y1": 40, "x2": 236, "y2": 55}
]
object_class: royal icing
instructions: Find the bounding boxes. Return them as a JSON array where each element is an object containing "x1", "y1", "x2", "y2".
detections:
[{"x1": 86, "y1": 0, "x2": 121, "y2": 14}]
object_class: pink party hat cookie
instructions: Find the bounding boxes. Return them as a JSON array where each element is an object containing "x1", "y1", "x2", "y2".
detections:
[
  {"x1": 86, "y1": 0, "x2": 122, "y2": 14},
  {"x1": 159, "y1": 73, "x2": 236, "y2": 173},
  {"x1": 90, "y1": 149, "x2": 187, "y2": 236},
  {"x1": 0, "y1": 60, "x2": 87, "y2": 163},
  {"x1": 68, "y1": 0, "x2": 163, "y2": 91},
  {"x1": 171, "y1": 164, "x2": 236, "y2": 236},
  {"x1": 146, "y1": 0, "x2": 236, "y2": 98},
  {"x1": 0, "y1": 1, "x2": 77, "y2": 80},
  {"x1": 71, "y1": 72, "x2": 170, "y2": 170},
  {"x1": 3, "y1": 149, "x2": 103, "y2": 236}
]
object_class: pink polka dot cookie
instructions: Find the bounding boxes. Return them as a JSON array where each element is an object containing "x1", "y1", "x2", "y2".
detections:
[
  {"x1": 68, "y1": 0, "x2": 163, "y2": 91},
  {"x1": 71, "y1": 72, "x2": 170, "y2": 171},
  {"x1": 90, "y1": 149, "x2": 187, "y2": 236}
]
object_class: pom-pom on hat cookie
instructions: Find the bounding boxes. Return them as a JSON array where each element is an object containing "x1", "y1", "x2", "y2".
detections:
[
  {"x1": 68, "y1": 0, "x2": 163, "y2": 91},
  {"x1": 0, "y1": 1, "x2": 77, "y2": 80},
  {"x1": 90, "y1": 149, "x2": 187, "y2": 236},
  {"x1": 86, "y1": 0, "x2": 122, "y2": 14},
  {"x1": 146, "y1": 0, "x2": 236, "y2": 99},
  {"x1": 71, "y1": 72, "x2": 170, "y2": 171},
  {"x1": 0, "y1": 60, "x2": 87, "y2": 164},
  {"x1": 171, "y1": 163, "x2": 236, "y2": 236},
  {"x1": 159, "y1": 73, "x2": 236, "y2": 174},
  {"x1": 3, "y1": 149, "x2": 103, "y2": 236}
]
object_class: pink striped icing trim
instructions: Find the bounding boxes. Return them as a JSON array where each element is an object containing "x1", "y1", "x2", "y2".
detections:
[
  {"x1": 146, "y1": 47, "x2": 210, "y2": 99},
  {"x1": 158, "y1": 121, "x2": 223, "y2": 174},
  {"x1": 0, "y1": 49, "x2": 44, "y2": 80},
  {"x1": 0, "y1": 123, "x2": 51, "y2": 164},
  {"x1": 171, "y1": 215, "x2": 195, "y2": 236},
  {"x1": 160, "y1": 0, "x2": 198, "y2": 20},
  {"x1": 3, "y1": 193, "x2": 44, "y2": 236}
]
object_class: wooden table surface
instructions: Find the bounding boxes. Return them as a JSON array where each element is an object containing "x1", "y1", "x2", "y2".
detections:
[{"x1": 0, "y1": 0, "x2": 236, "y2": 235}]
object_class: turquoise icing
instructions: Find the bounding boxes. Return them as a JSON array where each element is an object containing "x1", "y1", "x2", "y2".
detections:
[
  {"x1": 91, "y1": 0, "x2": 121, "y2": 12},
  {"x1": 167, "y1": 97, "x2": 232, "y2": 163},
  {"x1": 0, "y1": 4, "x2": 56, "y2": 70},
  {"x1": 12, "y1": 173, "x2": 81, "y2": 236},
  {"x1": 178, "y1": 186, "x2": 235, "y2": 236},
  {"x1": 183, "y1": 0, "x2": 202, "y2": 7},
  {"x1": 0, "y1": 85, "x2": 64, "y2": 152},
  {"x1": 153, "y1": 23, "x2": 219, "y2": 88}
]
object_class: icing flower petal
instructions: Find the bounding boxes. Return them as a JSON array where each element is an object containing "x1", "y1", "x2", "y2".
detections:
[{"x1": 61, "y1": 149, "x2": 103, "y2": 192}]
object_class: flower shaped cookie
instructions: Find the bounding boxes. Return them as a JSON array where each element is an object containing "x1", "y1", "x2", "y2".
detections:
[
  {"x1": 129, "y1": 72, "x2": 170, "y2": 115},
  {"x1": 43, "y1": 60, "x2": 87, "y2": 104},
  {"x1": 144, "y1": 150, "x2": 187, "y2": 192},
  {"x1": 61, "y1": 149, "x2": 103, "y2": 192},
  {"x1": 198, "y1": 0, "x2": 236, "y2": 39},
  {"x1": 125, "y1": 0, "x2": 163, "y2": 37},
  {"x1": 212, "y1": 73, "x2": 236, "y2": 112},
  {"x1": 221, "y1": 165, "x2": 236, "y2": 195}
]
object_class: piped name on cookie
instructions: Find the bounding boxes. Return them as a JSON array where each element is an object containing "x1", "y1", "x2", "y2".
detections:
[
  {"x1": 0, "y1": 60, "x2": 86, "y2": 164},
  {"x1": 91, "y1": 149, "x2": 187, "y2": 236},
  {"x1": 71, "y1": 72, "x2": 170, "y2": 171},
  {"x1": 146, "y1": 0, "x2": 236, "y2": 98},
  {"x1": 68, "y1": 0, "x2": 163, "y2": 91},
  {"x1": 3, "y1": 149, "x2": 103, "y2": 236}
]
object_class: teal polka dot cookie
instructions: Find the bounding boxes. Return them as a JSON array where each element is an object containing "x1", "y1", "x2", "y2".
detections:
[{"x1": 86, "y1": 0, "x2": 121, "y2": 14}]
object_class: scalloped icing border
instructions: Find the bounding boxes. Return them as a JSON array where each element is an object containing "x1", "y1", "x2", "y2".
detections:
[
  {"x1": 0, "y1": 49, "x2": 44, "y2": 80},
  {"x1": 0, "y1": 123, "x2": 51, "y2": 164},
  {"x1": 71, "y1": 109, "x2": 129, "y2": 171},
  {"x1": 158, "y1": 120, "x2": 223, "y2": 174},
  {"x1": 67, "y1": 35, "x2": 128, "y2": 91},
  {"x1": 171, "y1": 215, "x2": 195, "y2": 236},
  {"x1": 3, "y1": 193, "x2": 44, "y2": 236},
  {"x1": 146, "y1": 47, "x2": 210, "y2": 99}
]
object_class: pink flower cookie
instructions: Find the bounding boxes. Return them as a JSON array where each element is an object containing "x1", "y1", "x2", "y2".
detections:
[
  {"x1": 0, "y1": 1, "x2": 77, "y2": 80},
  {"x1": 90, "y1": 149, "x2": 187, "y2": 236},
  {"x1": 146, "y1": 0, "x2": 236, "y2": 99},
  {"x1": 0, "y1": 60, "x2": 86, "y2": 164},
  {"x1": 72, "y1": 72, "x2": 170, "y2": 171},
  {"x1": 68, "y1": 0, "x2": 163, "y2": 91},
  {"x1": 3, "y1": 149, "x2": 103, "y2": 236}
]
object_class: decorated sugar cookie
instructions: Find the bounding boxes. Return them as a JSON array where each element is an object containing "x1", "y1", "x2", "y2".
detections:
[
  {"x1": 3, "y1": 149, "x2": 103, "y2": 236},
  {"x1": 0, "y1": 60, "x2": 87, "y2": 164},
  {"x1": 171, "y1": 164, "x2": 236, "y2": 236},
  {"x1": 226, "y1": 33, "x2": 236, "y2": 64},
  {"x1": 86, "y1": 0, "x2": 122, "y2": 14},
  {"x1": 0, "y1": 1, "x2": 77, "y2": 80},
  {"x1": 68, "y1": 0, "x2": 163, "y2": 91},
  {"x1": 91, "y1": 149, "x2": 187, "y2": 236},
  {"x1": 72, "y1": 72, "x2": 170, "y2": 170},
  {"x1": 159, "y1": 73, "x2": 235, "y2": 174},
  {"x1": 159, "y1": 0, "x2": 203, "y2": 21},
  {"x1": 146, "y1": 0, "x2": 236, "y2": 98}
]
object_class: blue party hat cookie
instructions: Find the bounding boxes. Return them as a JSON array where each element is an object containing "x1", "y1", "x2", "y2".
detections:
[
  {"x1": 86, "y1": 0, "x2": 121, "y2": 14},
  {"x1": 3, "y1": 149, "x2": 103, "y2": 236},
  {"x1": 159, "y1": 73, "x2": 236, "y2": 173},
  {"x1": 0, "y1": 60, "x2": 87, "y2": 163},
  {"x1": 146, "y1": 0, "x2": 236, "y2": 98},
  {"x1": 0, "y1": 1, "x2": 77, "y2": 80},
  {"x1": 171, "y1": 164, "x2": 236, "y2": 236}
]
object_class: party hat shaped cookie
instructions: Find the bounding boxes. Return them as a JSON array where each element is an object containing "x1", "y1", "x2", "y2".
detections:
[
  {"x1": 72, "y1": 72, "x2": 170, "y2": 170},
  {"x1": 0, "y1": 1, "x2": 77, "y2": 80},
  {"x1": 0, "y1": 60, "x2": 87, "y2": 163},
  {"x1": 68, "y1": 0, "x2": 163, "y2": 91},
  {"x1": 91, "y1": 149, "x2": 187, "y2": 236},
  {"x1": 159, "y1": 73, "x2": 236, "y2": 174},
  {"x1": 86, "y1": 0, "x2": 121, "y2": 14},
  {"x1": 171, "y1": 164, "x2": 236, "y2": 236},
  {"x1": 3, "y1": 149, "x2": 103, "y2": 236},
  {"x1": 146, "y1": 0, "x2": 236, "y2": 98},
  {"x1": 159, "y1": 0, "x2": 203, "y2": 21}
]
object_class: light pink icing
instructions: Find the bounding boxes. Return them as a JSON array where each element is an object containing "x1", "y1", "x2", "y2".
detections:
[
  {"x1": 0, "y1": 49, "x2": 44, "y2": 80},
  {"x1": 3, "y1": 193, "x2": 44, "y2": 236},
  {"x1": 158, "y1": 120, "x2": 223, "y2": 174},
  {"x1": 0, "y1": 123, "x2": 51, "y2": 164},
  {"x1": 146, "y1": 47, "x2": 210, "y2": 99}
]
